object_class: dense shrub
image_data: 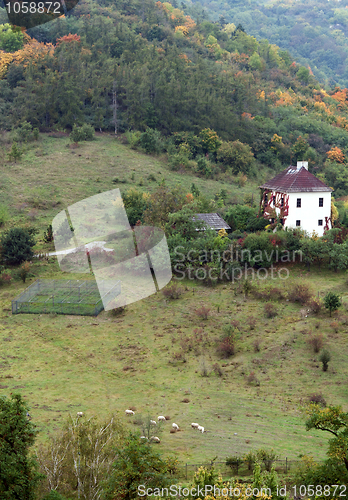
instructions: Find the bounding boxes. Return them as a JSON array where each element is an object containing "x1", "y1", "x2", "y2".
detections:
[
  {"x1": 217, "y1": 140, "x2": 255, "y2": 174},
  {"x1": 246, "y1": 371, "x2": 260, "y2": 386},
  {"x1": 308, "y1": 393, "x2": 327, "y2": 407},
  {"x1": 139, "y1": 128, "x2": 163, "y2": 154},
  {"x1": 7, "y1": 142, "x2": 22, "y2": 162},
  {"x1": 124, "y1": 130, "x2": 141, "y2": 149},
  {"x1": 241, "y1": 232, "x2": 276, "y2": 268},
  {"x1": 0, "y1": 228, "x2": 35, "y2": 265},
  {"x1": 70, "y1": 123, "x2": 95, "y2": 143},
  {"x1": 264, "y1": 303, "x2": 278, "y2": 318},
  {"x1": 212, "y1": 363, "x2": 223, "y2": 376},
  {"x1": 307, "y1": 333, "x2": 324, "y2": 353},
  {"x1": 18, "y1": 261, "x2": 31, "y2": 283},
  {"x1": 196, "y1": 156, "x2": 212, "y2": 177},
  {"x1": 254, "y1": 285, "x2": 284, "y2": 301},
  {"x1": 162, "y1": 283, "x2": 183, "y2": 299},
  {"x1": 43, "y1": 224, "x2": 54, "y2": 243},
  {"x1": 224, "y1": 205, "x2": 256, "y2": 231},
  {"x1": 11, "y1": 121, "x2": 36, "y2": 142},
  {"x1": 288, "y1": 283, "x2": 312, "y2": 304},
  {"x1": 194, "y1": 305, "x2": 210, "y2": 320},
  {"x1": 319, "y1": 349, "x2": 331, "y2": 371},
  {"x1": 217, "y1": 336, "x2": 235, "y2": 358},
  {"x1": 307, "y1": 297, "x2": 322, "y2": 314},
  {"x1": 0, "y1": 266, "x2": 12, "y2": 286}
]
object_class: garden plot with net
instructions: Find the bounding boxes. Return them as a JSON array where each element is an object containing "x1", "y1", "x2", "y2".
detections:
[{"x1": 12, "y1": 279, "x2": 121, "y2": 316}]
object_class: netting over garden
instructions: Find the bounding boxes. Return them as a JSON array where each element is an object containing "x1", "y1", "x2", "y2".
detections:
[{"x1": 12, "y1": 279, "x2": 121, "y2": 316}]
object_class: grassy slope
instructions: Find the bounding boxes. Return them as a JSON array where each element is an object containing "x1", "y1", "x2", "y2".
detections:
[{"x1": 1, "y1": 134, "x2": 347, "y2": 466}]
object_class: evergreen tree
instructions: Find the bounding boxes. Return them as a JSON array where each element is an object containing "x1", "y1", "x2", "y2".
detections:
[{"x1": 0, "y1": 394, "x2": 43, "y2": 499}]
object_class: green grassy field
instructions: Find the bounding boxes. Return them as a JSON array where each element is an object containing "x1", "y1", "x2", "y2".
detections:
[
  {"x1": 0, "y1": 133, "x2": 262, "y2": 245},
  {"x1": 0, "y1": 134, "x2": 347, "y2": 468}
]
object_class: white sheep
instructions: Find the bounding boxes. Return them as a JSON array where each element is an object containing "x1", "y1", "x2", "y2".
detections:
[
  {"x1": 172, "y1": 423, "x2": 179, "y2": 431},
  {"x1": 140, "y1": 436, "x2": 147, "y2": 440},
  {"x1": 76, "y1": 412, "x2": 84, "y2": 417},
  {"x1": 150, "y1": 420, "x2": 157, "y2": 425},
  {"x1": 158, "y1": 416, "x2": 166, "y2": 422},
  {"x1": 191, "y1": 422, "x2": 199, "y2": 429},
  {"x1": 125, "y1": 409, "x2": 135, "y2": 415},
  {"x1": 197, "y1": 425, "x2": 204, "y2": 433},
  {"x1": 150, "y1": 436, "x2": 161, "y2": 443}
]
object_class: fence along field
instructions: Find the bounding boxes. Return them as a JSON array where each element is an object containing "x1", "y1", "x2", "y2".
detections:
[{"x1": 11, "y1": 278, "x2": 121, "y2": 316}]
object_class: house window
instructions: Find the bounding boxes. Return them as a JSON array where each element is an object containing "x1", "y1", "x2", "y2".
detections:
[
  {"x1": 318, "y1": 220, "x2": 323, "y2": 226},
  {"x1": 319, "y1": 197, "x2": 323, "y2": 207},
  {"x1": 264, "y1": 193, "x2": 268, "y2": 204},
  {"x1": 296, "y1": 220, "x2": 301, "y2": 227},
  {"x1": 297, "y1": 198, "x2": 301, "y2": 207},
  {"x1": 273, "y1": 195, "x2": 276, "y2": 206},
  {"x1": 271, "y1": 218, "x2": 275, "y2": 224},
  {"x1": 280, "y1": 218, "x2": 284, "y2": 225},
  {"x1": 281, "y1": 197, "x2": 284, "y2": 207}
]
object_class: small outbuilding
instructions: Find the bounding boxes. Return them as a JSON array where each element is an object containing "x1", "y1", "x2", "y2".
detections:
[
  {"x1": 259, "y1": 161, "x2": 332, "y2": 236},
  {"x1": 192, "y1": 213, "x2": 231, "y2": 232}
]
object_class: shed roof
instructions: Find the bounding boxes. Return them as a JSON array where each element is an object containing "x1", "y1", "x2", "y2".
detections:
[
  {"x1": 260, "y1": 166, "x2": 332, "y2": 193},
  {"x1": 193, "y1": 213, "x2": 231, "y2": 230}
]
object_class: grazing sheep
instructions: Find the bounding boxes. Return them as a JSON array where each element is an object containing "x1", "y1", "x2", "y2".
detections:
[
  {"x1": 197, "y1": 425, "x2": 204, "y2": 433},
  {"x1": 158, "y1": 416, "x2": 166, "y2": 422},
  {"x1": 172, "y1": 423, "x2": 179, "y2": 431},
  {"x1": 150, "y1": 436, "x2": 161, "y2": 443},
  {"x1": 140, "y1": 436, "x2": 147, "y2": 440},
  {"x1": 170, "y1": 428, "x2": 177, "y2": 434},
  {"x1": 150, "y1": 420, "x2": 157, "y2": 425},
  {"x1": 76, "y1": 412, "x2": 84, "y2": 417},
  {"x1": 191, "y1": 422, "x2": 199, "y2": 429},
  {"x1": 125, "y1": 409, "x2": 135, "y2": 415}
]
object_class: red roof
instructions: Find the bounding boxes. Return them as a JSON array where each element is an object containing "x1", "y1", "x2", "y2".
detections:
[{"x1": 260, "y1": 166, "x2": 332, "y2": 193}]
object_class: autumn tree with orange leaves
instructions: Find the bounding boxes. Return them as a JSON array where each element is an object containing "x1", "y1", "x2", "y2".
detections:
[{"x1": 327, "y1": 147, "x2": 345, "y2": 164}]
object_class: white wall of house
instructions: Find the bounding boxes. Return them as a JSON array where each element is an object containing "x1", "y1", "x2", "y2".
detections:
[{"x1": 272, "y1": 191, "x2": 331, "y2": 236}]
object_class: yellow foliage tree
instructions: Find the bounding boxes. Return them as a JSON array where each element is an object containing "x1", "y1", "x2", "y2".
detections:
[{"x1": 327, "y1": 146, "x2": 345, "y2": 163}]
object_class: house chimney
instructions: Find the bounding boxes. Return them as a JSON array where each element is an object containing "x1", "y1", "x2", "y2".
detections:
[{"x1": 297, "y1": 161, "x2": 308, "y2": 170}]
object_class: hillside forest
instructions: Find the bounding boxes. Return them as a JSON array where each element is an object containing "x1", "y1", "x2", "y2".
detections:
[{"x1": 2, "y1": 0, "x2": 348, "y2": 499}]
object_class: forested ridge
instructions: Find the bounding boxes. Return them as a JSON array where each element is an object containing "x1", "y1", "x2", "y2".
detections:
[
  {"x1": 2, "y1": 0, "x2": 348, "y2": 195},
  {"x1": 190, "y1": 0, "x2": 348, "y2": 89}
]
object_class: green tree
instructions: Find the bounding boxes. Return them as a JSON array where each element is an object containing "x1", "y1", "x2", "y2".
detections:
[
  {"x1": 297, "y1": 66, "x2": 310, "y2": 84},
  {"x1": 143, "y1": 184, "x2": 187, "y2": 229},
  {"x1": 319, "y1": 349, "x2": 331, "y2": 372},
  {"x1": 0, "y1": 24, "x2": 24, "y2": 52},
  {"x1": 102, "y1": 432, "x2": 171, "y2": 500},
  {"x1": 0, "y1": 393, "x2": 43, "y2": 499},
  {"x1": 249, "y1": 52, "x2": 263, "y2": 71},
  {"x1": 217, "y1": 140, "x2": 255, "y2": 175},
  {"x1": 7, "y1": 143, "x2": 22, "y2": 163},
  {"x1": 324, "y1": 291, "x2": 341, "y2": 317},
  {"x1": 306, "y1": 404, "x2": 348, "y2": 472},
  {"x1": 0, "y1": 228, "x2": 35, "y2": 265},
  {"x1": 122, "y1": 188, "x2": 148, "y2": 226},
  {"x1": 199, "y1": 128, "x2": 222, "y2": 154}
]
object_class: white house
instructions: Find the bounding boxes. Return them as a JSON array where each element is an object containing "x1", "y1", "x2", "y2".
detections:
[{"x1": 260, "y1": 161, "x2": 332, "y2": 237}]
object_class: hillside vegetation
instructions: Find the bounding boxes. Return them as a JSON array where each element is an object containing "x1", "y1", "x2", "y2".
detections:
[
  {"x1": 2, "y1": 0, "x2": 348, "y2": 197},
  {"x1": 191, "y1": 0, "x2": 348, "y2": 88}
]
